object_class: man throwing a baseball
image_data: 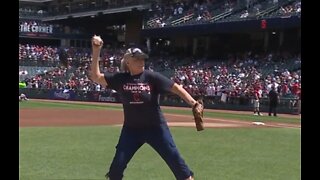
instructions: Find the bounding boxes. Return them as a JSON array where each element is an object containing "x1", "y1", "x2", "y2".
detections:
[{"x1": 90, "y1": 35, "x2": 203, "y2": 180}]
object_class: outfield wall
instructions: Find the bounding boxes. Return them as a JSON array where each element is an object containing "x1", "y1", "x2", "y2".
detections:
[{"x1": 19, "y1": 88, "x2": 300, "y2": 114}]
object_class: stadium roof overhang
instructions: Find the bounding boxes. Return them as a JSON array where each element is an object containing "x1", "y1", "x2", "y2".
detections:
[
  {"x1": 19, "y1": 0, "x2": 53, "y2": 2},
  {"x1": 42, "y1": 4, "x2": 150, "y2": 22}
]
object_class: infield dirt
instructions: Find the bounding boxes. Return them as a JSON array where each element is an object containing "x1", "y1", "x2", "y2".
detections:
[{"x1": 19, "y1": 99, "x2": 300, "y2": 129}]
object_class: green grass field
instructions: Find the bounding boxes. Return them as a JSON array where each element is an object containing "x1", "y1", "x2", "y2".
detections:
[{"x1": 19, "y1": 101, "x2": 301, "y2": 180}]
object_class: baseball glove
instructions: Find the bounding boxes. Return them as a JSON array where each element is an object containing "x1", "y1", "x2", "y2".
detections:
[{"x1": 192, "y1": 99, "x2": 204, "y2": 131}]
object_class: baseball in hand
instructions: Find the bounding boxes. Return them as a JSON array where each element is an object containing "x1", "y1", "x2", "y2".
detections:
[{"x1": 92, "y1": 35, "x2": 103, "y2": 46}]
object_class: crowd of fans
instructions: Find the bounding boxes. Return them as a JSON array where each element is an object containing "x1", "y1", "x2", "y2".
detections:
[
  {"x1": 275, "y1": 0, "x2": 301, "y2": 17},
  {"x1": 19, "y1": 44, "x2": 60, "y2": 62},
  {"x1": 170, "y1": 52, "x2": 301, "y2": 100},
  {"x1": 19, "y1": 8, "x2": 49, "y2": 18},
  {"x1": 146, "y1": 0, "x2": 231, "y2": 28},
  {"x1": 19, "y1": 44, "x2": 301, "y2": 103},
  {"x1": 19, "y1": 44, "x2": 126, "y2": 92},
  {"x1": 145, "y1": 0, "x2": 300, "y2": 28}
]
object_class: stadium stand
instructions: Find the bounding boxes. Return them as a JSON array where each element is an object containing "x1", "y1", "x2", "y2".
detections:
[{"x1": 19, "y1": 0, "x2": 301, "y2": 113}]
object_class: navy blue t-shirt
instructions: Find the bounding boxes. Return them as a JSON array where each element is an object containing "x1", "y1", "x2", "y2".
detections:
[{"x1": 104, "y1": 70, "x2": 174, "y2": 128}]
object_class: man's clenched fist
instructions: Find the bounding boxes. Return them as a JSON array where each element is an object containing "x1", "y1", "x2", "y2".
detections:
[{"x1": 92, "y1": 35, "x2": 103, "y2": 46}]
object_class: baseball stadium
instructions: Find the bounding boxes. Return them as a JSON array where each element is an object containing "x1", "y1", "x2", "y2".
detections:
[{"x1": 19, "y1": 0, "x2": 301, "y2": 179}]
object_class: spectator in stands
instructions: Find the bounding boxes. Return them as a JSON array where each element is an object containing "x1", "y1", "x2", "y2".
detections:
[
  {"x1": 268, "y1": 86, "x2": 279, "y2": 116},
  {"x1": 240, "y1": 10, "x2": 249, "y2": 18}
]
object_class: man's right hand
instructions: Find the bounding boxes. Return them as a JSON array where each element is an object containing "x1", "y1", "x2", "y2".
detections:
[{"x1": 92, "y1": 35, "x2": 103, "y2": 47}]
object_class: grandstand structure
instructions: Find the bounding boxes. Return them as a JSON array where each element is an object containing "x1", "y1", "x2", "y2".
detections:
[
  {"x1": 19, "y1": 0, "x2": 300, "y2": 54},
  {"x1": 19, "y1": 0, "x2": 301, "y2": 114}
]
